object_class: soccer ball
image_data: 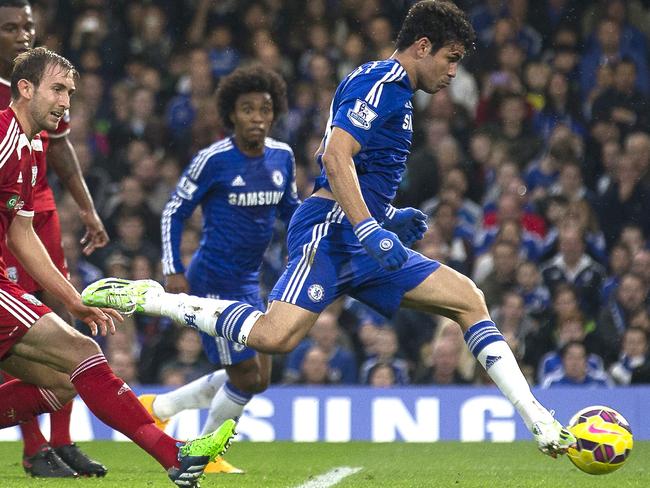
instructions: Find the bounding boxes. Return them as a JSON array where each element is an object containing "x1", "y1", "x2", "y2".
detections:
[{"x1": 566, "y1": 405, "x2": 633, "y2": 475}]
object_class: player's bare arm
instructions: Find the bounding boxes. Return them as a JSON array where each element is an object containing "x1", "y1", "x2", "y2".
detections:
[
  {"x1": 6, "y1": 214, "x2": 120, "y2": 335},
  {"x1": 319, "y1": 127, "x2": 370, "y2": 226},
  {"x1": 47, "y1": 135, "x2": 108, "y2": 255}
]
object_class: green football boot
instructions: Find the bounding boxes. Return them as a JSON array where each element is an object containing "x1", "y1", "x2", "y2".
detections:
[
  {"x1": 168, "y1": 419, "x2": 237, "y2": 487},
  {"x1": 81, "y1": 278, "x2": 164, "y2": 315}
]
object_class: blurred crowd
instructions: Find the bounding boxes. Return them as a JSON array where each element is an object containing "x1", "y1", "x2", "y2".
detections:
[{"x1": 36, "y1": 0, "x2": 650, "y2": 388}]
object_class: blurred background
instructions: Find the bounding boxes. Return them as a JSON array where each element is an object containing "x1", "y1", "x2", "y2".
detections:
[{"x1": 33, "y1": 0, "x2": 650, "y2": 393}]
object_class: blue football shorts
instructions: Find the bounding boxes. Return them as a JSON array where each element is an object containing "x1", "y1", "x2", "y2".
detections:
[
  {"x1": 186, "y1": 278, "x2": 263, "y2": 366},
  {"x1": 268, "y1": 197, "x2": 440, "y2": 318}
]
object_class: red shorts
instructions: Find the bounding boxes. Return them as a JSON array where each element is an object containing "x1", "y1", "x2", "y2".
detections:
[
  {"x1": 0, "y1": 277, "x2": 51, "y2": 360},
  {"x1": 1, "y1": 210, "x2": 68, "y2": 293}
]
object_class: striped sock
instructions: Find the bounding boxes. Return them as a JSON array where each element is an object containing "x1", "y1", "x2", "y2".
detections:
[
  {"x1": 464, "y1": 320, "x2": 552, "y2": 430},
  {"x1": 201, "y1": 381, "x2": 251, "y2": 435},
  {"x1": 0, "y1": 379, "x2": 62, "y2": 428},
  {"x1": 224, "y1": 381, "x2": 253, "y2": 405},
  {"x1": 464, "y1": 320, "x2": 505, "y2": 359},
  {"x1": 215, "y1": 302, "x2": 263, "y2": 345}
]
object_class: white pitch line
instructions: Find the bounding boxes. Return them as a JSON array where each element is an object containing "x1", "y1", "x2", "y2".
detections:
[{"x1": 293, "y1": 466, "x2": 363, "y2": 488}]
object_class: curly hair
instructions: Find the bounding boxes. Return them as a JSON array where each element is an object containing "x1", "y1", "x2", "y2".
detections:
[
  {"x1": 395, "y1": 0, "x2": 475, "y2": 53},
  {"x1": 215, "y1": 65, "x2": 288, "y2": 131}
]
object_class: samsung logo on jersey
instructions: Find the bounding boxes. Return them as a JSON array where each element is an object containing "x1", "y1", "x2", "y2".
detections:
[{"x1": 228, "y1": 191, "x2": 284, "y2": 206}]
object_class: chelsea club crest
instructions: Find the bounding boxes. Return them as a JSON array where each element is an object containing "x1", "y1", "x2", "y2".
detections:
[
  {"x1": 272, "y1": 170, "x2": 284, "y2": 188},
  {"x1": 307, "y1": 284, "x2": 324, "y2": 303}
]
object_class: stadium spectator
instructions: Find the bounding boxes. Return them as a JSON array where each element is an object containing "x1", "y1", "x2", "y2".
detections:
[
  {"x1": 108, "y1": 350, "x2": 140, "y2": 386},
  {"x1": 360, "y1": 327, "x2": 410, "y2": 385},
  {"x1": 61, "y1": 230, "x2": 103, "y2": 291},
  {"x1": 490, "y1": 92, "x2": 542, "y2": 167},
  {"x1": 477, "y1": 239, "x2": 519, "y2": 310},
  {"x1": 596, "y1": 155, "x2": 650, "y2": 246},
  {"x1": 625, "y1": 132, "x2": 650, "y2": 184},
  {"x1": 550, "y1": 162, "x2": 594, "y2": 206},
  {"x1": 533, "y1": 71, "x2": 585, "y2": 141},
  {"x1": 618, "y1": 224, "x2": 647, "y2": 256},
  {"x1": 464, "y1": 130, "x2": 492, "y2": 202},
  {"x1": 630, "y1": 248, "x2": 650, "y2": 285},
  {"x1": 579, "y1": 18, "x2": 649, "y2": 100},
  {"x1": 541, "y1": 341, "x2": 611, "y2": 388},
  {"x1": 600, "y1": 242, "x2": 633, "y2": 304},
  {"x1": 595, "y1": 272, "x2": 649, "y2": 365},
  {"x1": 537, "y1": 312, "x2": 605, "y2": 386},
  {"x1": 102, "y1": 175, "x2": 160, "y2": 245},
  {"x1": 541, "y1": 224, "x2": 606, "y2": 318},
  {"x1": 423, "y1": 167, "x2": 483, "y2": 230},
  {"x1": 515, "y1": 260, "x2": 550, "y2": 319},
  {"x1": 609, "y1": 327, "x2": 649, "y2": 385},
  {"x1": 483, "y1": 188, "x2": 547, "y2": 241},
  {"x1": 392, "y1": 306, "x2": 438, "y2": 372},
  {"x1": 523, "y1": 283, "x2": 585, "y2": 374},
  {"x1": 522, "y1": 60, "x2": 550, "y2": 112},
  {"x1": 367, "y1": 362, "x2": 397, "y2": 388},
  {"x1": 592, "y1": 58, "x2": 650, "y2": 136},
  {"x1": 107, "y1": 210, "x2": 160, "y2": 265},
  {"x1": 109, "y1": 86, "x2": 166, "y2": 156},
  {"x1": 425, "y1": 200, "x2": 474, "y2": 275},
  {"x1": 284, "y1": 312, "x2": 357, "y2": 384},
  {"x1": 157, "y1": 328, "x2": 212, "y2": 384},
  {"x1": 593, "y1": 139, "x2": 621, "y2": 196},
  {"x1": 541, "y1": 203, "x2": 606, "y2": 265},
  {"x1": 395, "y1": 118, "x2": 451, "y2": 208},
  {"x1": 297, "y1": 346, "x2": 332, "y2": 385},
  {"x1": 491, "y1": 291, "x2": 536, "y2": 344},
  {"x1": 415, "y1": 336, "x2": 470, "y2": 385}
]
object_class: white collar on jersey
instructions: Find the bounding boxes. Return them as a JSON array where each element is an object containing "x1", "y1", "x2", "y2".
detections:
[{"x1": 0, "y1": 76, "x2": 9, "y2": 87}]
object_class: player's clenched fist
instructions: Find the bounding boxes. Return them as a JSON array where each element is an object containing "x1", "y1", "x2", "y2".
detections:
[
  {"x1": 383, "y1": 205, "x2": 428, "y2": 247},
  {"x1": 354, "y1": 217, "x2": 408, "y2": 271}
]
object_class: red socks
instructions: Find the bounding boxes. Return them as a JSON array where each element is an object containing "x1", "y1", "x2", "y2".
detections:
[
  {"x1": 0, "y1": 379, "x2": 61, "y2": 428},
  {"x1": 3, "y1": 372, "x2": 74, "y2": 454},
  {"x1": 19, "y1": 419, "x2": 48, "y2": 457},
  {"x1": 1, "y1": 353, "x2": 181, "y2": 470},
  {"x1": 49, "y1": 401, "x2": 73, "y2": 448},
  {"x1": 70, "y1": 354, "x2": 179, "y2": 469}
]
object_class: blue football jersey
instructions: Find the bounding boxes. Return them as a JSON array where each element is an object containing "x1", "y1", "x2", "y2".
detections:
[
  {"x1": 314, "y1": 59, "x2": 414, "y2": 219},
  {"x1": 162, "y1": 136, "x2": 300, "y2": 294}
]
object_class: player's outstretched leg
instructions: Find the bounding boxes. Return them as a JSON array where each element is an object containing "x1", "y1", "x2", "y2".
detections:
[
  {"x1": 168, "y1": 419, "x2": 237, "y2": 486},
  {"x1": 82, "y1": 278, "x2": 265, "y2": 347},
  {"x1": 82, "y1": 278, "x2": 310, "y2": 353},
  {"x1": 402, "y1": 265, "x2": 576, "y2": 457}
]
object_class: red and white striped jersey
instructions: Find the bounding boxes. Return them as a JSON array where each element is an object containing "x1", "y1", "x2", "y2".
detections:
[
  {"x1": 0, "y1": 108, "x2": 39, "y2": 268},
  {"x1": 0, "y1": 78, "x2": 67, "y2": 212}
]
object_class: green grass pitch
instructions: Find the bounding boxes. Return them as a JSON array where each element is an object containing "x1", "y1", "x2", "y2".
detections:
[{"x1": 0, "y1": 441, "x2": 647, "y2": 487}]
